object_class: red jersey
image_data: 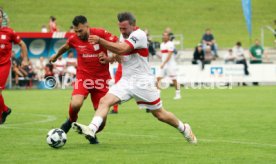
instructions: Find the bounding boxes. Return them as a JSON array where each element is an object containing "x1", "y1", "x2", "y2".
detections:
[
  {"x1": 0, "y1": 27, "x2": 21, "y2": 65},
  {"x1": 67, "y1": 28, "x2": 118, "y2": 80}
]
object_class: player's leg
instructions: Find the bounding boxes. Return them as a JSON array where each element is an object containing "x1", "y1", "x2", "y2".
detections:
[
  {"x1": 0, "y1": 62, "x2": 12, "y2": 124},
  {"x1": 90, "y1": 87, "x2": 110, "y2": 134},
  {"x1": 72, "y1": 93, "x2": 120, "y2": 141},
  {"x1": 72, "y1": 79, "x2": 131, "y2": 142},
  {"x1": 60, "y1": 79, "x2": 88, "y2": 133},
  {"x1": 134, "y1": 81, "x2": 196, "y2": 144},
  {"x1": 60, "y1": 95, "x2": 85, "y2": 133},
  {"x1": 172, "y1": 78, "x2": 181, "y2": 99},
  {"x1": 168, "y1": 66, "x2": 181, "y2": 99},
  {"x1": 150, "y1": 107, "x2": 197, "y2": 144}
]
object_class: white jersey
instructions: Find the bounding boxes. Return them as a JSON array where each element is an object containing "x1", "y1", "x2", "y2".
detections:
[
  {"x1": 119, "y1": 29, "x2": 152, "y2": 78},
  {"x1": 66, "y1": 57, "x2": 77, "y2": 74},
  {"x1": 160, "y1": 41, "x2": 176, "y2": 66},
  {"x1": 54, "y1": 59, "x2": 66, "y2": 73}
]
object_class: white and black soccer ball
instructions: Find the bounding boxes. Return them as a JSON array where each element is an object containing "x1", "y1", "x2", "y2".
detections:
[{"x1": 46, "y1": 128, "x2": 67, "y2": 148}]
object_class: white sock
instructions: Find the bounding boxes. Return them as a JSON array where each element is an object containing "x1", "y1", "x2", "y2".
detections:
[
  {"x1": 175, "y1": 90, "x2": 181, "y2": 96},
  {"x1": 177, "y1": 120, "x2": 185, "y2": 133},
  {"x1": 88, "y1": 116, "x2": 103, "y2": 133}
]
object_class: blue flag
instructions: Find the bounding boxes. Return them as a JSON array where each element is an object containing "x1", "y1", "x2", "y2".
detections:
[{"x1": 242, "y1": 0, "x2": 252, "y2": 37}]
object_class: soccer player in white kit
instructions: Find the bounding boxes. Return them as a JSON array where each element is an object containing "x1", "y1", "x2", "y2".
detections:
[
  {"x1": 72, "y1": 12, "x2": 197, "y2": 144},
  {"x1": 157, "y1": 32, "x2": 181, "y2": 99}
]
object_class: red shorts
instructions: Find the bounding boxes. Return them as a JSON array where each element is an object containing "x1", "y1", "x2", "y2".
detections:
[
  {"x1": 0, "y1": 62, "x2": 11, "y2": 90},
  {"x1": 72, "y1": 78, "x2": 109, "y2": 110}
]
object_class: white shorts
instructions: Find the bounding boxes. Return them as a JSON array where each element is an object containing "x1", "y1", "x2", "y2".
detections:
[
  {"x1": 157, "y1": 65, "x2": 177, "y2": 79},
  {"x1": 108, "y1": 77, "x2": 162, "y2": 110}
]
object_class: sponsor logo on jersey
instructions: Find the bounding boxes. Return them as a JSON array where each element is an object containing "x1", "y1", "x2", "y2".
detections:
[
  {"x1": 93, "y1": 44, "x2": 99, "y2": 51},
  {"x1": 1, "y1": 35, "x2": 6, "y2": 40},
  {"x1": 78, "y1": 46, "x2": 86, "y2": 49},
  {"x1": 82, "y1": 54, "x2": 98, "y2": 58}
]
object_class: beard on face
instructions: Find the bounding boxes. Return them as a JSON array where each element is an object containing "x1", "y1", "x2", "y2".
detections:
[{"x1": 79, "y1": 33, "x2": 88, "y2": 41}]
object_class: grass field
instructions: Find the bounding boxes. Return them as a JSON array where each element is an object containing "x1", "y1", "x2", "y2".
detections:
[
  {"x1": 2, "y1": 0, "x2": 276, "y2": 48},
  {"x1": 0, "y1": 86, "x2": 275, "y2": 163}
]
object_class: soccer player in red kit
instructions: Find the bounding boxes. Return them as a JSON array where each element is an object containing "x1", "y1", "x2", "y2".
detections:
[
  {"x1": 49, "y1": 15, "x2": 118, "y2": 144},
  {"x1": 0, "y1": 9, "x2": 28, "y2": 124}
]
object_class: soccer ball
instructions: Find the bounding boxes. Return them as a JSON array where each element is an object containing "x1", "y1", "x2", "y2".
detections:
[{"x1": 46, "y1": 128, "x2": 67, "y2": 148}]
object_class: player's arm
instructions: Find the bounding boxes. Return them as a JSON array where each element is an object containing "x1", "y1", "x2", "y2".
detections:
[
  {"x1": 18, "y1": 40, "x2": 28, "y2": 63},
  {"x1": 89, "y1": 35, "x2": 132, "y2": 55},
  {"x1": 49, "y1": 43, "x2": 70, "y2": 63},
  {"x1": 161, "y1": 52, "x2": 173, "y2": 68},
  {"x1": 98, "y1": 52, "x2": 122, "y2": 64}
]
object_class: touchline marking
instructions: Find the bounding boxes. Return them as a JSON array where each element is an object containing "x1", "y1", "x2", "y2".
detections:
[
  {"x1": 103, "y1": 132, "x2": 276, "y2": 148},
  {"x1": 1, "y1": 125, "x2": 275, "y2": 148},
  {"x1": 0, "y1": 113, "x2": 57, "y2": 126}
]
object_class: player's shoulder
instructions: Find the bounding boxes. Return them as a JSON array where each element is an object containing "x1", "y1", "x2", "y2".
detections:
[
  {"x1": 0, "y1": 27, "x2": 15, "y2": 33},
  {"x1": 131, "y1": 28, "x2": 146, "y2": 36},
  {"x1": 167, "y1": 41, "x2": 174, "y2": 46},
  {"x1": 90, "y1": 27, "x2": 106, "y2": 36}
]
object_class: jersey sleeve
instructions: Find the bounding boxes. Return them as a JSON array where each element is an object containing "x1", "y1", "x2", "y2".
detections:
[
  {"x1": 66, "y1": 36, "x2": 75, "y2": 48},
  {"x1": 125, "y1": 30, "x2": 147, "y2": 50},
  {"x1": 11, "y1": 30, "x2": 21, "y2": 44},
  {"x1": 102, "y1": 30, "x2": 118, "y2": 43}
]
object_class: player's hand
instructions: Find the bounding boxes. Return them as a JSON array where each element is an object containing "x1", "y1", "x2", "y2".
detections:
[
  {"x1": 49, "y1": 55, "x2": 58, "y2": 64},
  {"x1": 98, "y1": 52, "x2": 109, "y2": 64},
  {"x1": 88, "y1": 35, "x2": 100, "y2": 44}
]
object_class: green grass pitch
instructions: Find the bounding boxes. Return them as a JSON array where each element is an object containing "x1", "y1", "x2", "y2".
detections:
[
  {"x1": 2, "y1": 0, "x2": 276, "y2": 48},
  {"x1": 0, "y1": 86, "x2": 275, "y2": 163}
]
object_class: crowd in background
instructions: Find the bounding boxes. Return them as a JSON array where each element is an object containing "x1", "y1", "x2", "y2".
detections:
[{"x1": 1, "y1": 7, "x2": 273, "y2": 88}]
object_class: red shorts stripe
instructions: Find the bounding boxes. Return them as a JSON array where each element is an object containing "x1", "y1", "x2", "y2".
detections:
[{"x1": 137, "y1": 98, "x2": 161, "y2": 105}]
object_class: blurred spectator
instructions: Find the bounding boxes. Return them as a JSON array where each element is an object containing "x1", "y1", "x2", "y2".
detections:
[
  {"x1": 63, "y1": 51, "x2": 77, "y2": 87},
  {"x1": 11, "y1": 51, "x2": 24, "y2": 87},
  {"x1": 53, "y1": 56, "x2": 66, "y2": 88},
  {"x1": 224, "y1": 49, "x2": 235, "y2": 64},
  {"x1": 48, "y1": 16, "x2": 58, "y2": 32},
  {"x1": 192, "y1": 43, "x2": 205, "y2": 70},
  {"x1": 41, "y1": 25, "x2": 48, "y2": 33},
  {"x1": 164, "y1": 27, "x2": 177, "y2": 55},
  {"x1": 35, "y1": 57, "x2": 47, "y2": 81},
  {"x1": 44, "y1": 63, "x2": 55, "y2": 88},
  {"x1": 21, "y1": 59, "x2": 36, "y2": 80},
  {"x1": 249, "y1": 39, "x2": 268, "y2": 64},
  {"x1": 69, "y1": 26, "x2": 74, "y2": 33},
  {"x1": 45, "y1": 63, "x2": 54, "y2": 78},
  {"x1": 202, "y1": 28, "x2": 218, "y2": 57},
  {"x1": 0, "y1": 7, "x2": 9, "y2": 27},
  {"x1": 233, "y1": 42, "x2": 249, "y2": 76},
  {"x1": 204, "y1": 45, "x2": 213, "y2": 64},
  {"x1": 144, "y1": 29, "x2": 156, "y2": 57}
]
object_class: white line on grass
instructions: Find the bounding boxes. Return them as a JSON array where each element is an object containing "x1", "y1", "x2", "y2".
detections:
[
  {"x1": 1, "y1": 126, "x2": 275, "y2": 148},
  {"x1": 0, "y1": 113, "x2": 57, "y2": 126},
  {"x1": 0, "y1": 112, "x2": 275, "y2": 148}
]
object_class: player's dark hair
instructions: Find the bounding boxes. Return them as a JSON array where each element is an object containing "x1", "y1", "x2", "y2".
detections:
[
  {"x1": 72, "y1": 15, "x2": 87, "y2": 26},
  {"x1": 117, "y1": 12, "x2": 136, "y2": 25},
  {"x1": 50, "y1": 16, "x2": 56, "y2": 21},
  {"x1": 236, "y1": 41, "x2": 242, "y2": 46}
]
